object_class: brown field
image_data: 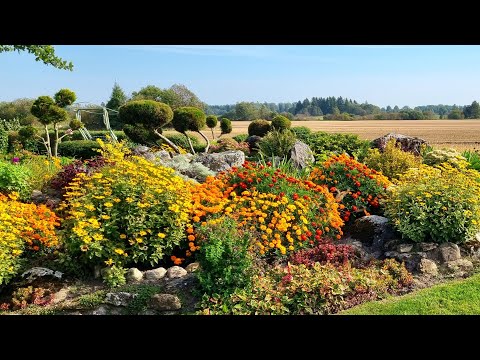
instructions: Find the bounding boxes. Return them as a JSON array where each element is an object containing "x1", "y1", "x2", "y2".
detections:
[{"x1": 227, "y1": 120, "x2": 480, "y2": 151}]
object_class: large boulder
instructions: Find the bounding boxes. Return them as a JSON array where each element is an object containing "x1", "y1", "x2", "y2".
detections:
[
  {"x1": 149, "y1": 294, "x2": 182, "y2": 311},
  {"x1": 437, "y1": 243, "x2": 461, "y2": 263},
  {"x1": 350, "y1": 215, "x2": 395, "y2": 250},
  {"x1": 144, "y1": 267, "x2": 167, "y2": 281},
  {"x1": 289, "y1": 140, "x2": 315, "y2": 169},
  {"x1": 126, "y1": 268, "x2": 143, "y2": 283},
  {"x1": 21, "y1": 267, "x2": 63, "y2": 283},
  {"x1": 105, "y1": 292, "x2": 137, "y2": 307},
  {"x1": 166, "y1": 266, "x2": 188, "y2": 279},
  {"x1": 417, "y1": 258, "x2": 438, "y2": 276},
  {"x1": 372, "y1": 133, "x2": 427, "y2": 156},
  {"x1": 194, "y1": 150, "x2": 245, "y2": 173}
]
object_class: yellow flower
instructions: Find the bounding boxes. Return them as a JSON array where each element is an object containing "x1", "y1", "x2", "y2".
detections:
[
  {"x1": 104, "y1": 202, "x2": 113, "y2": 208},
  {"x1": 139, "y1": 230, "x2": 147, "y2": 236},
  {"x1": 126, "y1": 197, "x2": 134, "y2": 203},
  {"x1": 104, "y1": 259, "x2": 114, "y2": 266},
  {"x1": 114, "y1": 248, "x2": 124, "y2": 255},
  {"x1": 157, "y1": 233, "x2": 166, "y2": 239},
  {"x1": 101, "y1": 214, "x2": 111, "y2": 220},
  {"x1": 119, "y1": 234, "x2": 127, "y2": 239},
  {"x1": 113, "y1": 198, "x2": 121, "y2": 203}
]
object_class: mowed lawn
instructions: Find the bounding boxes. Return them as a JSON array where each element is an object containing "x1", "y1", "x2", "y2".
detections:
[
  {"x1": 339, "y1": 272, "x2": 480, "y2": 315},
  {"x1": 215, "y1": 120, "x2": 480, "y2": 151}
]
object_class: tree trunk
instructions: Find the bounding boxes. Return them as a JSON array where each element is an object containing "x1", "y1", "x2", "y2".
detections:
[
  {"x1": 44, "y1": 124, "x2": 52, "y2": 158},
  {"x1": 210, "y1": 128, "x2": 215, "y2": 140},
  {"x1": 53, "y1": 123, "x2": 59, "y2": 157},
  {"x1": 153, "y1": 129, "x2": 180, "y2": 154},
  {"x1": 198, "y1": 130, "x2": 210, "y2": 153},
  {"x1": 186, "y1": 134, "x2": 195, "y2": 154}
]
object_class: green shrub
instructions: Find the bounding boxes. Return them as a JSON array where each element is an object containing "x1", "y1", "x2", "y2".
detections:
[
  {"x1": 291, "y1": 126, "x2": 312, "y2": 142},
  {"x1": 384, "y1": 164, "x2": 480, "y2": 243},
  {"x1": 306, "y1": 131, "x2": 372, "y2": 162},
  {"x1": 220, "y1": 118, "x2": 232, "y2": 135},
  {"x1": 0, "y1": 161, "x2": 32, "y2": 199},
  {"x1": 119, "y1": 100, "x2": 173, "y2": 130},
  {"x1": 271, "y1": 115, "x2": 291, "y2": 131},
  {"x1": 248, "y1": 119, "x2": 271, "y2": 137},
  {"x1": 57, "y1": 140, "x2": 101, "y2": 159},
  {"x1": 462, "y1": 149, "x2": 480, "y2": 171},
  {"x1": 195, "y1": 217, "x2": 254, "y2": 296},
  {"x1": 423, "y1": 148, "x2": 468, "y2": 169},
  {"x1": 7, "y1": 131, "x2": 21, "y2": 153},
  {"x1": 206, "y1": 115, "x2": 218, "y2": 137},
  {"x1": 258, "y1": 129, "x2": 297, "y2": 158},
  {"x1": 0, "y1": 128, "x2": 8, "y2": 154},
  {"x1": 0, "y1": 118, "x2": 21, "y2": 131},
  {"x1": 233, "y1": 134, "x2": 249, "y2": 143},
  {"x1": 364, "y1": 139, "x2": 422, "y2": 180},
  {"x1": 172, "y1": 107, "x2": 206, "y2": 133},
  {"x1": 164, "y1": 133, "x2": 204, "y2": 153},
  {"x1": 122, "y1": 124, "x2": 159, "y2": 146}
]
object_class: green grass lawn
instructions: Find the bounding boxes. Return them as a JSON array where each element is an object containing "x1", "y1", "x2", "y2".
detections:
[{"x1": 340, "y1": 272, "x2": 480, "y2": 315}]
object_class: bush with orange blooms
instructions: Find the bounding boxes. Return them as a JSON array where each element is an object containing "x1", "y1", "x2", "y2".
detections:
[
  {"x1": 0, "y1": 192, "x2": 60, "y2": 285},
  {"x1": 309, "y1": 154, "x2": 391, "y2": 223}
]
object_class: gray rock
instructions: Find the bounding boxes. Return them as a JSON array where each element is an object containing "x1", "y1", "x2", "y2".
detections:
[
  {"x1": 397, "y1": 244, "x2": 414, "y2": 253},
  {"x1": 446, "y1": 259, "x2": 473, "y2": 272},
  {"x1": 438, "y1": 243, "x2": 461, "y2": 263},
  {"x1": 144, "y1": 267, "x2": 167, "y2": 280},
  {"x1": 418, "y1": 258, "x2": 438, "y2": 275},
  {"x1": 164, "y1": 273, "x2": 199, "y2": 292},
  {"x1": 21, "y1": 267, "x2": 63, "y2": 282},
  {"x1": 372, "y1": 133, "x2": 427, "y2": 156},
  {"x1": 419, "y1": 242, "x2": 438, "y2": 252},
  {"x1": 166, "y1": 266, "x2": 188, "y2": 279},
  {"x1": 194, "y1": 150, "x2": 245, "y2": 173},
  {"x1": 350, "y1": 215, "x2": 395, "y2": 250},
  {"x1": 92, "y1": 305, "x2": 109, "y2": 315},
  {"x1": 104, "y1": 292, "x2": 137, "y2": 307},
  {"x1": 185, "y1": 262, "x2": 200, "y2": 273},
  {"x1": 31, "y1": 190, "x2": 47, "y2": 204},
  {"x1": 142, "y1": 152, "x2": 156, "y2": 162},
  {"x1": 126, "y1": 268, "x2": 143, "y2": 283},
  {"x1": 475, "y1": 232, "x2": 480, "y2": 242},
  {"x1": 149, "y1": 294, "x2": 182, "y2": 311},
  {"x1": 153, "y1": 150, "x2": 172, "y2": 162},
  {"x1": 132, "y1": 145, "x2": 150, "y2": 154},
  {"x1": 52, "y1": 288, "x2": 69, "y2": 304},
  {"x1": 289, "y1": 140, "x2": 315, "y2": 169}
]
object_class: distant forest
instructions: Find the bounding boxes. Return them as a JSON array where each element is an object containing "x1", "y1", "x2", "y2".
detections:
[{"x1": 206, "y1": 97, "x2": 480, "y2": 121}]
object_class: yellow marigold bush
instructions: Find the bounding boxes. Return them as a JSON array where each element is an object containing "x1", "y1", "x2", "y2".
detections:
[
  {"x1": 364, "y1": 139, "x2": 422, "y2": 180},
  {"x1": 0, "y1": 193, "x2": 60, "y2": 285},
  {"x1": 383, "y1": 164, "x2": 480, "y2": 243},
  {"x1": 60, "y1": 140, "x2": 192, "y2": 273}
]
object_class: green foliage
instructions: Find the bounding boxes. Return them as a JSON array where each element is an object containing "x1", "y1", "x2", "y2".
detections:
[
  {"x1": 7, "y1": 131, "x2": 21, "y2": 153},
  {"x1": 102, "y1": 265, "x2": 127, "y2": 288},
  {"x1": 0, "y1": 118, "x2": 21, "y2": 131},
  {"x1": 119, "y1": 100, "x2": 173, "y2": 131},
  {"x1": 195, "y1": 218, "x2": 254, "y2": 296},
  {"x1": 271, "y1": 115, "x2": 291, "y2": 131},
  {"x1": 384, "y1": 164, "x2": 480, "y2": 243},
  {"x1": 106, "y1": 82, "x2": 127, "y2": 111},
  {"x1": 164, "y1": 133, "x2": 204, "y2": 153},
  {"x1": 209, "y1": 138, "x2": 249, "y2": 155},
  {"x1": 0, "y1": 161, "x2": 32, "y2": 199},
  {"x1": 423, "y1": 148, "x2": 468, "y2": 169},
  {"x1": 77, "y1": 290, "x2": 107, "y2": 309},
  {"x1": 121, "y1": 284, "x2": 163, "y2": 314},
  {"x1": 123, "y1": 124, "x2": 159, "y2": 146},
  {"x1": 0, "y1": 45, "x2": 73, "y2": 71},
  {"x1": 258, "y1": 129, "x2": 296, "y2": 158},
  {"x1": 305, "y1": 131, "x2": 372, "y2": 162},
  {"x1": 220, "y1": 118, "x2": 232, "y2": 135},
  {"x1": 131, "y1": 85, "x2": 163, "y2": 101},
  {"x1": 54, "y1": 89, "x2": 76, "y2": 108},
  {"x1": 290, "y1": 126, "x2": 312, "y2": 141},
  {"x1": 364, "y1": 139, "x2": 422, "y2": 180},
  {"x1": 18, "y1": 126, "x2": 39, "y2": 152},
  {"x1": 206, "y1": 115, "x2": 218, "y2": 129},
  {"x1": 69, "y1": 119, "x2": 83, "y2": 130},
  {"x1": 0, "y1": 128, "x2": 8, "y2": 154},
  {"x1": 31, "y1": 96, "x2": 56, "y2": 125},
  {"x1": 18, "y1": 125, "x2": 37, "y2": 139},
  {"x1": 462, "y1": 149, "x2": 480, "y2": 171},
  {"x1": 448, "y1": 108, "x2": 464, "y2": 119},
  {"x1": 232, "y1": 134, "x2": 248, "y2": 143},
  {"x1": 172, "y1": 107, "x2": 206, "y2": 133},
  {"x1": 57, "y1": 140, "x2": 101, "y2": 159},
  {"x1": 248, "y1": 119, "x2": 271, "y2": 137},
  {"x1": 0, "y1": 100, "x2": 36, "y2": 126},
  {"x1": 199, "y1": 259, "x2": 412, "y2": 315}
]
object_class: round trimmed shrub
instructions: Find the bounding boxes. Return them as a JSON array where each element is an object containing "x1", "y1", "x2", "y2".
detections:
[
  {"x1": 119, "y1": 100, "x2": 173, "y2": 130},
  {"x1": 54, "y1": 89, "x2": 76, "y2": 108},
  {"x1": 172, "y1": 107, "x2": 206, "y2": 133},
  {"x1": 271, "y1": 115, "x2": 291, "y2": 131},
  {"x1": 220, "y1": 118, "x2": 232, "y2": 135},
  {"x1": 248, "y1": 119, "x2": 271, "y2": 137},
  {"x1": 206, "y1": 115, "x2": 218, "y2": 129}
]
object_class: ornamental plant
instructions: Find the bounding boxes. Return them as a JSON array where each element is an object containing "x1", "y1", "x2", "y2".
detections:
[
  {"x1": 60, "y1": 139, "x2": 192, "y2": 284},
  {"x1": 0, "y1": 193, "x2": 60, "y2": 285},
  {"x1": 383, "y1": 164, "x2": 480, "y2": 243},
  {"x1": 186, "y1": 161, "x2": 343, "y2": 259},
  {"x1": 423, "y1": 148, "x2": 469, "y2": 169},
  {"x1": 0, "y1": 160, "x2": 32, "y2": 200},
  {"x1": 199, "y1": 259, "x2": 412, "y2": 315},
  {"x1": 309, "y1": 154, "x2": 391, "y2": 223},
  {"x1": 364, "y1": 139, "x2": 422, "y2": 180}
]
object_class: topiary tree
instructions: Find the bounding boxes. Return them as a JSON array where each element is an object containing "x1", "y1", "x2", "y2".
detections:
[
  {"x1": 206, "y1": 115, "x2": 218, "y2": 139},
  {"x1": 119, "y1": 100, "x2": 179, "y2": 152},
  {"x1": 271, "y1": 115, "x2": 291, "y2": 131},
  {"x1": 172, "y1": 106, "x2": 209, "y2": 154},
  {"x1": 248, "y1": 119, "x2": 271, "y2": 137},
  {"x1": 219, "y1": 118, "x2": 232, "y2": 137},
  {"x1": 31, "y1": 92, "x2": 75, "y2": 158}
]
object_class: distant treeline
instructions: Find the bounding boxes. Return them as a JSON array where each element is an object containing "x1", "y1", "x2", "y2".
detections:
[{"x1": 206, "y1": 97, "x2": 480, "y2": 120}]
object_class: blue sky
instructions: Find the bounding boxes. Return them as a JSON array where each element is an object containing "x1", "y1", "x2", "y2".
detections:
[{"x1": 1, "y1": 45, "x2": 480, "y2": 107}]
